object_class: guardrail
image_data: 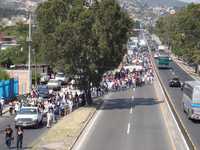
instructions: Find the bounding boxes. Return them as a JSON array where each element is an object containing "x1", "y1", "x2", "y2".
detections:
[{"x1": 151, "y1": 54, "x2": 196, "y2": 150}]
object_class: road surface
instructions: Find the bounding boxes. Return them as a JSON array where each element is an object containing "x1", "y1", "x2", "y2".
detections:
[
  {"x1": 157, "y1": 60, "x2": 200, "y2": 149},
  {"x1": 0, "y1": 113, "x2": 47, "y2": 150},
  {"x1": 73, "y1": 84, "x2": 173, "y2": 150}
]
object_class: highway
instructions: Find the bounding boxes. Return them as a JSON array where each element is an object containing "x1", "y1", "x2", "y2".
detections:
[
  {"x1": 73, "y1": 84, "x2": 173, "y2": 150},
  {"x1": 0, "y1": 113, "x2": 47, "y2": 149},
  {"x1": 156, "y1": 60, "x2": 200, "y2": 149}
]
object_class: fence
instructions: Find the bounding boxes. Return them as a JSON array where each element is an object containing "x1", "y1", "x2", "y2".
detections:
[{"x1": 0, "y1": 79, "x2": 19, "y2": 101}]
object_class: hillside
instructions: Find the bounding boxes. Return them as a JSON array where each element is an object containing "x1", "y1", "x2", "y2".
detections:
[{"x1": 136, "y1": 0, "x2": 187, "y2": 7}]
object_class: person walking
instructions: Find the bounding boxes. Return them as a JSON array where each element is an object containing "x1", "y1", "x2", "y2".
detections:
[
  {"x1": 46, "y1": 109, "x2": 53, "y2": 128},
  {"x1": 4, "y1": 125, "x2": 13, "y2": 149},
  {"x1": 0, "y1": 101, "x2": 3, "y2": 116},
  {"x1": 9, "y1": 102, "x2": 13, "y2": 116},
  {"x1": 16, "y1": 126, "x2": 23, "y2": 149}
]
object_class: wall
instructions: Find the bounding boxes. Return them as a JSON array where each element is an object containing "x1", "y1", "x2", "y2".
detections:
[
  {"x1": 7, "y1": 70, "x2": 29, "y2": 95},
  {"x1": 0, "y1": 79, "x2": 18, "y2": 100}
]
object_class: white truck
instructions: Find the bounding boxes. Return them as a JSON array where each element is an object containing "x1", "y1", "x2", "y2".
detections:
[{"x1": 15, "y1": 106, "x2": 43, "y2": 128}]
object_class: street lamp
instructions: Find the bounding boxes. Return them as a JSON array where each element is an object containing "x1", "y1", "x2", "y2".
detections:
[
  {"x1": 27, "y1": 12, "x2": 32, "y2": 94},
  {"x1": 32, "y1": 48, "x2": 37, "y2": 87}
]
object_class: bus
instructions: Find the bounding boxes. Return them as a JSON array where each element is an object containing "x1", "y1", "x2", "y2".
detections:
[
  {"x1": 157, "y1": 54, "x2": 171, "y2": 69},
  {"x1": 182, "y1": 81, "x2": 200, "y2": 120}
]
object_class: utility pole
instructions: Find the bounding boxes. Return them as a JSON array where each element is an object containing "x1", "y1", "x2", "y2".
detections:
[{"x1": 28, "y1": 12, "x2": 32, "y2": 93}]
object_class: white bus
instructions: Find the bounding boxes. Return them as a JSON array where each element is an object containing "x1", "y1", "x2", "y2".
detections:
[{"x1": 182, "y1": 81, "x2": 200, "y2": 120}]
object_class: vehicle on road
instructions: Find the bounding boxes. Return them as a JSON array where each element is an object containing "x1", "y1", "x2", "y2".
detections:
[
  {"x1": 154, "y1": 52, "x2": 159, "y2": 59},
  {"x1": 55, "y1": 72, "x2": 67, "y2": 85},
  {"x1": 182, "y1": 81, "x2": 200, "y2": 120},
  {"x1": 168, "y1": 77, "x2": 181, "y2": 88},
  {"x1": 37, "y1": 85, "x2": 49, "y2": 99},
  {"x1": 47, "y1": 79, "x2": 61, "y2": 91},
  {"x1": 157, "y1": 54, "x2": 171, "y2": 69},
  {"x1": 15, "y1": 106, "x2": 43, "y2": 128},
  {"x1": 40, "y1": 73, "x2": 50, "y2": 83}
]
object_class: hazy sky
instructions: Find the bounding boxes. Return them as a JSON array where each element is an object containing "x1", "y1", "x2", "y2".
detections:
[{"x1": 180, "y1": 0, "x2": 200, "y2": 3}]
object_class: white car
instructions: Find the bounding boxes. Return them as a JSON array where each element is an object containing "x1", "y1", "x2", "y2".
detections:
[
  {"x1": 40, "y1": 73, "x2": 50, "y2": 83},
  {"x1": 154, "y1": 53, "x2": 159, "y2": 59},
  {"x1": 55, "y1": 72, "x2": 67, "y2": 84},
  {"x1": 15, "y1": 107, "x2": 43, "y2": 128},
  {"x1": 47, "y1": 79, "x2": 61, "y2": 90}
]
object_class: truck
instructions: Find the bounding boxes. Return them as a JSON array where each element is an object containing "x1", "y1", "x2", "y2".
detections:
[{"x1": 15, "y1": 106, "x2": 43, "y2": 128}]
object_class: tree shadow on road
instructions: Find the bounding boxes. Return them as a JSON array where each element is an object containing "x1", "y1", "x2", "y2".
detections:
[{"x1": 96, "y1": 98, "x2": 163, "y2": 110}]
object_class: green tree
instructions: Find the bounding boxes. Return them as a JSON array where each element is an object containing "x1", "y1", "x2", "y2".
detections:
[
  {"x1": 155, "y1": 3, "x2": 200, "y2": 63},
  {"x1": 35, "y1": 0, "x2": 132, "y2": 104},
  {"x1": 0, "y1": 69, "x2": 9, "y2": 80}
]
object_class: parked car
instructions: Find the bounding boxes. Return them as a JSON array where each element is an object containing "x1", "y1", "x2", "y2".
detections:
[
  {"x1": 37, "y1": 85, "x2": 49, "y2": 99},
  {"x1": 15, "y1": 106, "x2": 43, "y2": 128},
  {"x1": 40, "y1": 73, "x2": 50, "y2": 83},
  {"x1": 169, "y1": 77, "x2": 182, "y2": 88},
  {"x1": 55, "y1": 72, "x2": 67, "y2": 85},
  {"x1": 47, "y1": 79, "x2": 61, "y2": 91}
]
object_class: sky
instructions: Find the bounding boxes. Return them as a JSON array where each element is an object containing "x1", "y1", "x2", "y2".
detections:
[{"x1": 180, "y1": 0, "x2": 200, "y2": 3}]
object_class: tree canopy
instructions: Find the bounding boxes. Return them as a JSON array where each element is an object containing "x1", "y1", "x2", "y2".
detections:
[
  {"x1": 35, "y1": 0, "x2": 132, "y2": 104},
  {"x1": 155, "y1": 4, "x2": 200, "y2": 63},
  {"x1": 0, "y1": 68, "x2": 9, "y2": 80}
]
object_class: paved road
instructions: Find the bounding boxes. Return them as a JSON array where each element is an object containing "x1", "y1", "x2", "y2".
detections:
[
  {"x1": 73, "y1": 84, "x2": 173, "y2": 150},
  {"x1": 0, "y1": 113, "x2": 47, "y2": 150},
  {"x1": 156, "y1": 60, "x2": 200, "y2": 149}
]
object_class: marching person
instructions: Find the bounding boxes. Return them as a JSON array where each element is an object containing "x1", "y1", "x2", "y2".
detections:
[
  {"x1": 4, "y1": 125, "x2": 13, "y2": 149},
  {"x1": 16, "y1": 126, "x2": 23, "y2": 149},
  {"x1": 0, "y1": 100, "x2": 3, "y2": 116},
  {"x1": 46, "y1": 108, "x2": 53, "y2": 128}
]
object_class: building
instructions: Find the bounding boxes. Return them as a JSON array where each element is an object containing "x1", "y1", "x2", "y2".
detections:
[{"x1": 0, "y1": 33, "x2": 18, "y2": 50}]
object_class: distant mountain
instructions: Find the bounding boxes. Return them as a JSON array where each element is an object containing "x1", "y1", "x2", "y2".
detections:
[
  {"x1": 137, "y1": 0, "x2": 187, "y2": 7},
  {"x1": 180, "y1": 0, "x2": 200, "y2": 3},
  {"x1": 0, "y1": 0, "x2": 45, "y2": 19}
]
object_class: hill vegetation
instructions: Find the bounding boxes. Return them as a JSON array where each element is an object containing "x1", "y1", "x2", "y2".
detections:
[
  {"x1": 139, "y1": 0, "x2": 187, "y2": 7},
  {"x1": 155, "y1": 3, "x2": 200, "y2": 63}
]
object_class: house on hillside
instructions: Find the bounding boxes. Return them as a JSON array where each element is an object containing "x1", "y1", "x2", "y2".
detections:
[{"x1": 0, "y1": 33, "x2": 18, "y2": 50}]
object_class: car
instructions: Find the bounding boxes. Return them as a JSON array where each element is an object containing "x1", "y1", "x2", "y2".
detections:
[
  {"x1": 47, "y1": 79, "x2": 61, "y2": 90},
  {"x1": 169, "y1": 77, "x2": 182, "y2": 88},
  {"x1": 154, "y1": 52, "x2": 159, "y2": 59},
  {"x1": 37, "y1": 85, "x2": 49, "y2": 99},
  {"x1": 40, "y1": 73, "x2": 50, "y2": 83},
  {"x1": 55, "y1": 72, "x2": 67, "y2": 85},
  {"x1": 15, "y1": 107, "x2": 43, "y2": 128}
]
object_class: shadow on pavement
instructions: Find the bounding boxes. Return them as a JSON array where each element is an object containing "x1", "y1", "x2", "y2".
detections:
[
  {"x1": 97, "y1": 98, "x2": 163, "y2": 110},
  {"x1": 133, "y1": 98, "x2": 163, "y2": 107}
]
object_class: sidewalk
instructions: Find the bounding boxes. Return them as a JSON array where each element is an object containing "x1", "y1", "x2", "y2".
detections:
[{"x1": 172, "y1": 55, "x2": 200, "y2": 80}]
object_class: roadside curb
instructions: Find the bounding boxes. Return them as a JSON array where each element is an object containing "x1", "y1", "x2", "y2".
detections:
[
  {"x1": 172, "y1": 57, "x2": 200, "y2": 81},
  {"x1": 69, "y1": 99, "x2": 103, "y2": 150}
]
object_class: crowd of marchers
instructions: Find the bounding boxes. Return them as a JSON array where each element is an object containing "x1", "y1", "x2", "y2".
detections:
[{"x1": 101, "y1": 50, "x2": 154, "y2": 91}]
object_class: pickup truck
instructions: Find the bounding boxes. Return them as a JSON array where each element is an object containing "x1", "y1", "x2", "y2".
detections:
[{"x1": 14, "y1": 106, "x2": 43, "y2": 128}]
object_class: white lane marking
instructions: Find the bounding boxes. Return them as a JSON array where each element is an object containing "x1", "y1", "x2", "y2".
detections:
[
  {"x1": 133, "y1": 87, "x2": 136, "y2": 92},
  {"x1": 132, "y1": 95, "x2": 134, "y2": 100},
  {"x1": 72, "y1": 103, "x2": 104, "y2": 150},
  {"x1": 130, "y1": 107, "x2": 133, "y2": 114},
  {"x1": 127, "y1": 123, "x2": 131, "y2": 135}
]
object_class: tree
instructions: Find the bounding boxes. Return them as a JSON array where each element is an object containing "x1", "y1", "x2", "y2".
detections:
[
  {"x1": 155, "y1": 4, "x2": 200, "y2": 63},
  {"x1": 35, "y1": 0, "x2": 132, "y2": 105},
  {"x1": 0, "y1": 69, "x2": 9, "y2": 80}
]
